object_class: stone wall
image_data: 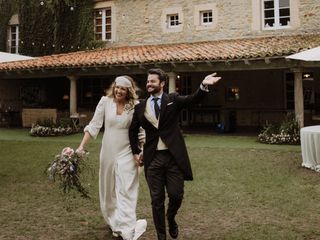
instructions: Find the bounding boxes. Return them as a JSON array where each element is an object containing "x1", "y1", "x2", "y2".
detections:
[{"x1": 102, "y1": 0, "x2": 320, "y2": 47}]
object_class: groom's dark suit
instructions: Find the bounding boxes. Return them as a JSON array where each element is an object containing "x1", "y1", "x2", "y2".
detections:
[
  {"x1": 129, "y1": 87, "x2": 208, "y2": 239},
  {"x1": 130, "y1": 88, "x2": 207, "y2": 179}
]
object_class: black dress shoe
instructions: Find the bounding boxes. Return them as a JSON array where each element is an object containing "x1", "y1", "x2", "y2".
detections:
[
  {"x1": 157, "y1": 232, "x2": 167, "y2": 240},
  {"x1": 168, "y1": 219, "x2": 179, "y2": 239}
]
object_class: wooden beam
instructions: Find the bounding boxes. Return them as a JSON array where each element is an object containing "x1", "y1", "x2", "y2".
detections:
[
  {"x1": 139, "y1": 64, "x2": 145, "y2": 69},
  {"x1": 244, "y1": 59, "x2": 250, "y2": 65},
  {"x1": 188, "y1": 62, "x2": 195, "y2": 68}
]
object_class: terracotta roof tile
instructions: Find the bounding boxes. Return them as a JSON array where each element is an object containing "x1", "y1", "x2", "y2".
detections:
[{"x1": 0, "y1": 34, "x2": 320, "y2": 72}]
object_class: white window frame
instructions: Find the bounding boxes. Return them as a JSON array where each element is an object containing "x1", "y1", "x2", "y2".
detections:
[
  {"x1": 94, "y1": 1, "x2": 115, "y2": 42},
  {"x1": 167, "y1": 14, "x2": 180, "y2": 28},
  {"x1": 262, "y1": 0, "x2": 291, "y2": 30},
  {"x1": 161, "y1": 7, "x2": 183, "y2": 33},
  {"x1": 200, "y1": 10, "x2": 213, "y2": 26},
  {"x1": 194, "y1": 3, "x2": 217, "y2": 31},
  {"x1": 8, "y1": 25, "x2": 19, "y2": 54},
  {"x1": 94, "y1": 8, "x2": 112, "y2": 41},
  {"x1": 7, "y1": 14, "x2": 19, "y2": 54}
]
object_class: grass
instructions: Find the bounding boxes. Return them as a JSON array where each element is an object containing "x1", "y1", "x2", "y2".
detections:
[{"x1": 0, "y1": 128, "x2": 320, "y2": 239}]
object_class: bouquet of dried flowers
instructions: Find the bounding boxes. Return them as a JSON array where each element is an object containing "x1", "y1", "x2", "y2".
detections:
[{"x1": 47, "y1": 147, "x2": 91, "y2": 198}]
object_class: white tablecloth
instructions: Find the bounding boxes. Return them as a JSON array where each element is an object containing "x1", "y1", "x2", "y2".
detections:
[{"x1": 301, "y1": 125, "x2": 320, "y2": 171}]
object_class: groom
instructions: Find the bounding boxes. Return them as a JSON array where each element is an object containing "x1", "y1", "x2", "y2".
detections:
[{"x1": 129, "y1": 68, "x2": 221, "y2": 240}]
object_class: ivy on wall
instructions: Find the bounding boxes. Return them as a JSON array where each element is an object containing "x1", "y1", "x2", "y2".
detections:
[
  {"x1": 1, "y1": 0, "x2": 102, "y2": 57},
  {"x1": 0, "y1": 1, "x2": 18, "y2": 52},
  {"x1": 52, "y1": 0, "x2": 97, "y2": 54},
  {"x1": 18, "y1": 0, "x2": 55, "y2": 56}
]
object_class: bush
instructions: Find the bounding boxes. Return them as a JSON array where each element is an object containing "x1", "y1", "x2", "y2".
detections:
[
  {"x1": 36, "y1": 118, "x2": 56, "y2": 128},
  {"x1": 257, "y1": 113, "x2": 300, "y2": 145},
  {"x1": 30, "y1": 124, "x2": 75, "y2": 137},
  {"x1": 30, "y1": 118, "x2": 76, "y2": 137}
]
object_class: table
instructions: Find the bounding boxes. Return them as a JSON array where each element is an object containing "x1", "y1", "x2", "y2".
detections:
[
  {"x1": 70, "y1": 113, "x2": 87, "y2": 130},
  {"x1": 300, "y1": 125, "x2": 320, "y2": 171}
]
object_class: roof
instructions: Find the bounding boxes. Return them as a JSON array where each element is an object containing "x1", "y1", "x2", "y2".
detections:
[
  {"x1": 0, "y1": 52, "x2": 35, "y2": 63},
  {"x1": 0, "y1": 34, "x2": 320, "y2": 72}
]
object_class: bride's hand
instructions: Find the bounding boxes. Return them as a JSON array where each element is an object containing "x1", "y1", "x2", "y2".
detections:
[{"x1": 76, "y1": 146, "x2": 86, "y2": 155}]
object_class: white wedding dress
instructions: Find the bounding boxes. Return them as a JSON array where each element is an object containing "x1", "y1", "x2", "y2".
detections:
[{"x1": 84, "y1": 96, "x2": 146, "y2": 240}]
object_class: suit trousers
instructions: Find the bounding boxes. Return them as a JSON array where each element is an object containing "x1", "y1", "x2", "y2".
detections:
[{"x1": 146, "y1": 150, "x2": 184, "y2": 239}]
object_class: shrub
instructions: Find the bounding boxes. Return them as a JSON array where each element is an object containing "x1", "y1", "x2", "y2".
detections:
[
  {"x1": 30, "y1": 118, "x2": 76, "y2": 137},
  {"x1": 30, "y1": 124, "x2": 74, "y2": 137},
  {"x1": 257, "y1": 113, "x2": 300, "y2": 145}
]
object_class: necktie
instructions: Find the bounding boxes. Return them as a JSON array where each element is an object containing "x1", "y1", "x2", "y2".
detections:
[{"x1": 153, "y1": 97, "x2": 160, "y2": 119}]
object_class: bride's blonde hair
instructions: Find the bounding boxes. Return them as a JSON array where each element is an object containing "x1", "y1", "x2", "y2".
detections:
[{"x1": 106, "y1": 75, "x2": 140, "y2": 109}]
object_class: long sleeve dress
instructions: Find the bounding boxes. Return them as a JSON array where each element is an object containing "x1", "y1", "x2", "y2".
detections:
[{"x1": 84, "y1": 96, "x2": 140, "y2": 239}]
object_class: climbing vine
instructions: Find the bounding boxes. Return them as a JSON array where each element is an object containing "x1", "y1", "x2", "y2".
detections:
[
  {"x1": 18, "y1": 0, "x2": 55, "y2": 56},
  {"x1": 0, "y1": 0, "x2": 101, "y2": 56}
]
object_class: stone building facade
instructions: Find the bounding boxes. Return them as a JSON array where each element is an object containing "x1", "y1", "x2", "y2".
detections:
[{"x1": 97, "y1": 0, "x2": 320, "y2": 46}]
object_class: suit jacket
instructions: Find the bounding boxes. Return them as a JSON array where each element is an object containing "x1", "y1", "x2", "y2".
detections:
[{"x1": 129, "y1": 88, "x2": 207, "y2": 181}]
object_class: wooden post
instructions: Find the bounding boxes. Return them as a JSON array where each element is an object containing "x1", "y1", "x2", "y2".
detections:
[
  {"x1": 67, "y1": 75, "x2": 78, "y2": 115},
  {"x1": 167, "y1": 72, "x2": 177, "y2": 93},
  {"x1": 293, "y1": 69, "x2": 304, "y2": 127}
]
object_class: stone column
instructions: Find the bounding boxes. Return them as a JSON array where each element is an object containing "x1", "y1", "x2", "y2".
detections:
[
  {"x1": 67, "y1": 75, "x2": 78, "y2": 115},
  {"x1": 293, "y1": 69, "x2": 304, "y2": 127},
  {"x1": 167, "y1": 72, "x2": 177, "y2": 93}
]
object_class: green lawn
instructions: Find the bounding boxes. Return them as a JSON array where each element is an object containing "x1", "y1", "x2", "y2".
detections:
[{"x1": 0, "y1": 128, "x2": 319, "y2": 240}]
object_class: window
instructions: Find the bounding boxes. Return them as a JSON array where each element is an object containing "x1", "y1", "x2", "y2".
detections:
[
  {"x1": 161, "y1": 7, "x2": 183, "y2": 33},
  {"x1": 167, "y1": 14, "x2": 180, "y2": 28},
  {"x1": 200, "y1": 10, "x2": 213, "y2": 25},
  {"x1": 94, "y1": 8, "x2": 112, "y2": 41},
  {"x1": 194, "y1": 3, "x2": 217, "y2": 30},
  {"x1": 7, "y1": 14, "x2": 20, "y2": 53},
  {"x1": 226, "y1": 87, "x2": 240, "y2": 102},
  {"x1": 262, "y1": 0, "x2": 290, "y2": 29},
  {"x1": 8, "y1": 25, "x2": 19, "y2": 53}
]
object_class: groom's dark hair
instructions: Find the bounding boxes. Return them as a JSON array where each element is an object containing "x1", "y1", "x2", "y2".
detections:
[{"x1": 148, "y1": 68, "x2": 168, "y2": 83}]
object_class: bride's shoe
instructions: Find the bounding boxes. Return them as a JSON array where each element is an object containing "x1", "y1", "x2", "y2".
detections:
[
  {"x1": 120, "y1": 231, "x2": 134, "y2": 240},
  {"x1": 112, "y1": 231, "x2": 121, "y2": 238},
  {"x1": 133, "y1": 219, "x2": 147, "y2": 240}
]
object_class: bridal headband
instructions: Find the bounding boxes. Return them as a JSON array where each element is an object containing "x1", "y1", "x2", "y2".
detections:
[{"x1": 115, "y1": 76, "x2": 132, "y2": 88}]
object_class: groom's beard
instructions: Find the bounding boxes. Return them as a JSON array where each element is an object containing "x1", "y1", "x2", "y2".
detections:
[{"x1": 146, "y1": 83, "x2": 162, "y2": 95}]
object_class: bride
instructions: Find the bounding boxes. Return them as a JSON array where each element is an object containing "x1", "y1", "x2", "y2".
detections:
[{"x1": 77, "y1": 76, "x2": 146, "y2": 240}]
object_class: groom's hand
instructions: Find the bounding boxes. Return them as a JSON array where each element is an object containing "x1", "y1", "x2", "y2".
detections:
[
  {"x1": 134, "y1": 153, "x2": 144, "y2": 167},
  {"x1": 202, "y1": 72, "x2": 221, "y2": 86}
]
